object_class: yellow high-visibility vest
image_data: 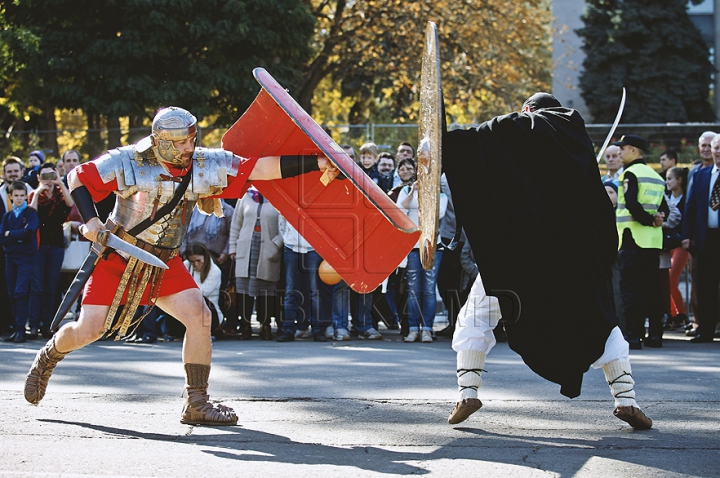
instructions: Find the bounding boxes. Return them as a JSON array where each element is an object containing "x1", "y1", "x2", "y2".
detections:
[{"x1": 616, "y1": 163, "x2": 664, "y2": 249}]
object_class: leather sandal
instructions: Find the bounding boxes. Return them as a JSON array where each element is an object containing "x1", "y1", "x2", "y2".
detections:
[
  {"x1": 181, "y1": 389, "x2": 238, "y2": 426},
  {"x1": 614, "y1": 406, "x2": 652, "y2": 430},
  {"x1": 448, "y1": 398, "x2": 482, "y2": 424},
  {"x1": 24, "y1": 338, "x2": 68, "y2": 404}
]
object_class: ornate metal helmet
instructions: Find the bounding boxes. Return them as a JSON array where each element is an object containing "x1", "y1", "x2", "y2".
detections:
[{"x1": 137, "y1": 107, "x2": 197, "y2": 165}]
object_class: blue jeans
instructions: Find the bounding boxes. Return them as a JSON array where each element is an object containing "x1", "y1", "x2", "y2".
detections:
[
  {"x1": 331, "y1": 281, "x2": 374, "y2": 333},
  {"x1": 280, "y1": 248, "x2": 332, "y2": 335},
  {"x1": 5, "y1": 253, "x2": 34, "y2": 334},
  {"x1": 405, "y1": 249, "x2": 443, "y2": 331},
  {"x1": 28, "y1": 244, "x2": 65, "y2": 331},
  {"x1": 135, "y1": 305, "x2": 162, "y2": 340}
]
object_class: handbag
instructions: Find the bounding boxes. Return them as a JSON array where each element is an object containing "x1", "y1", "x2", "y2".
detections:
[
  {"x1": 62, "y1": 222, "x2": 73, "y2": 248},
  {"x1": 61, "y1": 234, "x2": 91, "y2": 272},
  {"x1": 219, "y1": 258, "x2": 237, "y2": 315}
]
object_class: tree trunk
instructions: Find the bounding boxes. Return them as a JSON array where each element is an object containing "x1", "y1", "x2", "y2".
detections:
[
  {"x1": 296, "y1": 0, "x2": 347, "y2": 114},
  {"x1": 13, "y1": 116, "x2": 29, "y2": 157},
  {"x1": 41, "y1": 105, "x2": 59, "y2": 159},
  {"x1": 127, "y1": 115, "x2": 146, "y2": 144},
  {"x1": 84, "y1": 112, "x2": 105, "y2": 160},
  {"x1": 297, "y1": 59, "x2": 329, "y2": 115},
  {"x1": 106, "y1": 115, "x2": 121, "y2": 149}
]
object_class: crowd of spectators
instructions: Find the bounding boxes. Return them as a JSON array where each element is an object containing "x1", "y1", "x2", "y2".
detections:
[
  {"x1": 602, "y1": 131, "x2": 720, "y2": 347},
  {"x1": 2, "y1": 132, "x2": 718, "y2": 347}
]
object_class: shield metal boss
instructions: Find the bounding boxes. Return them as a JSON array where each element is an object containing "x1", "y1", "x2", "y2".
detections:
[{"x1": 417, "y1": 21, "x2": 443, "y2": 270}]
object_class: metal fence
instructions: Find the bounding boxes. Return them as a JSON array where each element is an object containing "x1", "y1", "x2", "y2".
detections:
[
  {"x1": 5, "y1": 122, "x2": 720, "y2": 164},
  {"x1": 325, "y1": 122, "x2": 720, "y2": 165}
]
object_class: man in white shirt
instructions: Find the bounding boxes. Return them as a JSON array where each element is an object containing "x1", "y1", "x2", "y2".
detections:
[{"x1": 601, "y1": 145, "x2": 623, "y2": 182}]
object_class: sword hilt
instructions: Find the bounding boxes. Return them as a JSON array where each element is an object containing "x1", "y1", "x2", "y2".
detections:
[
  {"x1": 96, "y1": 230, "x2": 109, "y2": 247},
  {"x1": 93, "y1": 229, "x2": 113, "y2": 263}
]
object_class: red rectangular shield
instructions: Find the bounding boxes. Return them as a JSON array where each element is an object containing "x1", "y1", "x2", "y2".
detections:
[{"x1": 222, "y1": 68, "x2": 419, "y2": 293}]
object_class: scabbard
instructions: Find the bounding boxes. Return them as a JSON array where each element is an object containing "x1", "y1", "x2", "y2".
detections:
[{"x1": 50, "y1": 249, "x2": 99, "y2": 332}]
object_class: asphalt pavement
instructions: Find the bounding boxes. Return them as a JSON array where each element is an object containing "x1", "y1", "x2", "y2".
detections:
[{"x1": 1, "y1": 325, "x2": 718, "y2": 478}]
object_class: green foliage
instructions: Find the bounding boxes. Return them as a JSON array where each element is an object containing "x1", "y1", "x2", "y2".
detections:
[
  {"x1": 2, "y1": 0, "x2": 314, "y2": 133},
  {"x1": 577, "y1": 0, "x2": 714, "y2": 123}
]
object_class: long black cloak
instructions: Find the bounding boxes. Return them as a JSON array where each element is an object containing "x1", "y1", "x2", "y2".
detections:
[{"x1": 443, "y1": 107, "x2": 619, "y2": 398}]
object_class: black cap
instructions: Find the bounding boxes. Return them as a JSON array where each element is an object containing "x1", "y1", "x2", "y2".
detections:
[
  {"x1": 522, "y1": 92, "x2": 562, "y2": 111},
  {"x1": 613, "y1": 134, "x2": 648, "y2": 152},
  {"x1": 603, "y1": 179, "x2": 619, "y2": 193}
]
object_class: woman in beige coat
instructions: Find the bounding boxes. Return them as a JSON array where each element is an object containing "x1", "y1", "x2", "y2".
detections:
[{"x1": 228, "y1": 187, "x2": 283, "y2": 340}]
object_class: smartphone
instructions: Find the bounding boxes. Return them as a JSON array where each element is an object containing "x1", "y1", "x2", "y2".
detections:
[{"x1": 40, "y1": 171, "x2": 57, "y2": 181}]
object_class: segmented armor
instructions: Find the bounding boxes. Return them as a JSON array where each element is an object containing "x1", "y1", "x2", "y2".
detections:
[{"x1": 94, "y1": 145, "x2": 242, "y2": 249}]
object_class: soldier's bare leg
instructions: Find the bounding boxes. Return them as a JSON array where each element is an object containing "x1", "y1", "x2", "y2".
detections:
[
  {"x1": 156, "y1": 288, "x2": 237, "y2": 425},
  {"x1": 156, "y1": 288, "x2": 212, "y2": 365},
  {"x1": 24, "y1": 304, "x2": 109, "y2": 404},
  {"x1": 54, "y1": 305, "x2": 110, "y2": 352}
]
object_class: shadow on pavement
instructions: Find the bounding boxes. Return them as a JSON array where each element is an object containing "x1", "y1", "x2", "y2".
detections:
[{"x1": 39, "y1": 418, "x2": 428, "y2": 475}]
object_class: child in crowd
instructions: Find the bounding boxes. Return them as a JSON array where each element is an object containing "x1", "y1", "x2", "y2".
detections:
[
  {"x1": 0, "y1": 181, "x2": 39, "y2": 343},
  {"x1": 22, "y1": 150, "x2": 45, "y2": 188},
  {"x1": 27, "y1": 151, "x2": 43, "y2": 171},
  {"x1": 358, "y1": 142, "x2": 382, "y2": 186},
  {"x1": 665, "y1": 166, "x2": 690, "y2": 329}
]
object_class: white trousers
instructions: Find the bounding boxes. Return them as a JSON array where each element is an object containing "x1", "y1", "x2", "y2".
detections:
[{"x1": 451, "y1": 274, "x2": 629, "y2": 368}]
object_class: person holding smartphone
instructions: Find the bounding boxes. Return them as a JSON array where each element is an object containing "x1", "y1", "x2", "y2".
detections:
[{"x1": 27, "y1": 163, "x2": 73, "y2": 338}]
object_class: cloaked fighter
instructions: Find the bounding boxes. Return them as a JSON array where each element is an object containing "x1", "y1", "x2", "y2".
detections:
[{"x1": 417, "y1": 22, "x2": 652, "y2": 429}]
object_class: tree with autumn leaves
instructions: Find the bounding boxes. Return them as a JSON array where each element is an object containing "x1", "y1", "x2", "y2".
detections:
[
  {"x1": 302, "y1": 0, "x2": 553, "y2": 125},
  {"x1": 0, "y1": 0, "x2": 553, "y2": 157}
]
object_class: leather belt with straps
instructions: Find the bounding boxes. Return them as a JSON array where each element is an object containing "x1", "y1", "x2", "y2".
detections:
[{"x1": 105, "y1": 219, "x2": 180, "y2": 263}]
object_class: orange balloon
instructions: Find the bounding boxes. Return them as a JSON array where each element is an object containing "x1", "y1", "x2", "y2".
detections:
[{"x1": 318, "y1": 260, "x2": 342, "y2": 285}]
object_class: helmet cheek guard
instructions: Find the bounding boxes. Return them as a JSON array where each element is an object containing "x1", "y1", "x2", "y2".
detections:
[
  {"x1": 153, "y1": 136, "x2": 185, "y2": 164},
  {"x1": 147, "y1": 107, "x2": 198, "y2": 165}
]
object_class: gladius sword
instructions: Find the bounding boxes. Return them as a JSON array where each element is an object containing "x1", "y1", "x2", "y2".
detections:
[
  {"x1": 596, "y1": 87, "x2": 626, "y2": 163},
  {"x1": 95, "y1": 230, "x2": 169, "y2": 270},
  {"x1": 50, "y1": 230, "x2": 168, "y2": 331}
]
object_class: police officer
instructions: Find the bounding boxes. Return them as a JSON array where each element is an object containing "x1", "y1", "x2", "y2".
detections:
[{"x1": 615, "y1": 134, "x2": 668, "y2": 349}]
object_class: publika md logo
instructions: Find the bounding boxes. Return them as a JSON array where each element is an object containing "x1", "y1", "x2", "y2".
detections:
[
  {"x1": 454, "y1": 288, "x2": 522, "y2": 329},
  {"x1": 488, "y1": 289, "x2": 522, "y2": 325}
]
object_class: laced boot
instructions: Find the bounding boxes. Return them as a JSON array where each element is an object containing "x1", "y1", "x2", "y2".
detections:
[
  {"x1": 181, "y1": 363, "x2": 238, "y2": 426},
  {"x1": 602, "y1": 359, "x2": 652, "y2": 430},
  {"x1": 448, "y1": 350, "x2": 486, "y2": 424},
  {"x1": 24, "y1": 337, "x2": 69, "y2": 404}
]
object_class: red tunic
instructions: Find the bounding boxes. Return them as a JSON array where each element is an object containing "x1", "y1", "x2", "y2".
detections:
[{"x1": 76, "y1": 158, "x2": 254, "y2": 305}]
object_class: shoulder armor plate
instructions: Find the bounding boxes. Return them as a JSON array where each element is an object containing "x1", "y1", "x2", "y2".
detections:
[
  {"x1": 191, "y1": 148, "x2": 240, "y2": 194},
  {"x1": 94, "y1": 146, "x2": 136, "y2": 189}
]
